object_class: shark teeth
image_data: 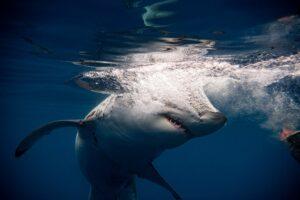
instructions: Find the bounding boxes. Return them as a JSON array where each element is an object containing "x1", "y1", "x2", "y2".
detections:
[
  {"x1": 167, "y1": 117, "x2": 182, "y2": 129},
  {"x1": 164, "y1": 115, "x2": 192, "y2": 136}
]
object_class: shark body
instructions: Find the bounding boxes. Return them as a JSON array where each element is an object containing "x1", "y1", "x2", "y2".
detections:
[{"x1": 15, "y1": 66, "x2": 227, "y2": 199}]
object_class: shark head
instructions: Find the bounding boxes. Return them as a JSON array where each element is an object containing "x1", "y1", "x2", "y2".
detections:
[
  {"x1": 143, "y1": 94, "x2": 226, "y2": 147},
  {"x1": 92, "y1": 90, "x2": 226, "y2": 150},
  {"x1": 73, "y1": 68, "x2": 227, "y2": 149},
  {"x1": 158, "y1": 107, "x2": 227, "y2": 139}
]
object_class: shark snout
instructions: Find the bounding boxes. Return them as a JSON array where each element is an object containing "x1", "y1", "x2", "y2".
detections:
[
  {"x1": 189, "y1": 111, "x2": 227, "y2": 137},
  {"x1": 201, "y1": 111, "x2": 227, "y2": 125}
]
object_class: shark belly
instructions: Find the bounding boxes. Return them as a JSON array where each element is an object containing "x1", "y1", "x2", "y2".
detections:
[
  {"x1": 75, "y1": 133, "x2": 136, "y2": 200},
  {"x1": 96, "y1": 123, "x2": 164, "y2": 172}
]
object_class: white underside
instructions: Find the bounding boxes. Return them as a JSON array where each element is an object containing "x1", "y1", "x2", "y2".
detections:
[{"x1": 75, "y1": 132, "x2": 142, "y2": 200}]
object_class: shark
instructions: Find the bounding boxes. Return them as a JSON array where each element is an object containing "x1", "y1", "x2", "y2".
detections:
[{"x1": 15, "y1": 66, "x2": 227, "y2": 200}]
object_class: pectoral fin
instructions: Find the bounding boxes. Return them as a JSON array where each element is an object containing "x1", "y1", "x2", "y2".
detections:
[
  {"x1": 137, "y1": 164, "x2": 182, "y2": 200},
  {"x1": 15, "y1": 119, "x2": 94, "y2": 158}
]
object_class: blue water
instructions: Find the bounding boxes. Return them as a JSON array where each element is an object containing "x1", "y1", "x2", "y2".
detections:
[{"x1": 1, "y1": 0, "x2": 300, "y2": 199}]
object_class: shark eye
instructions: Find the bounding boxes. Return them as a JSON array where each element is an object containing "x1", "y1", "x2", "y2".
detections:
[
  {"x1": 196, "y1": 112, "x2": 206, "y2": 123},
  {"x1": 198, "y1": 112, "x2": 205, "y2": 117}
]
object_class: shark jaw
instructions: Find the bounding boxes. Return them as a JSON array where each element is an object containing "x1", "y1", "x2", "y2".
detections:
[
  {"x1": 161, "y1": 113, "x2": 194, "y2": 137},
  {"x1": 159, "y1": 110, "x2": 227, "y2": 140}
]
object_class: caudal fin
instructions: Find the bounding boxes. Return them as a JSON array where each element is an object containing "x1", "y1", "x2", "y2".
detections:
[{"x1": 15, "y1": 120, "x2": 82, "y2": 158}]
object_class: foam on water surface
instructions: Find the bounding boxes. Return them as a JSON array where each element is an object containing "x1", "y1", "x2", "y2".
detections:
[{"x1": 75, "y1": 31, "x2": 300, "y2": 132}]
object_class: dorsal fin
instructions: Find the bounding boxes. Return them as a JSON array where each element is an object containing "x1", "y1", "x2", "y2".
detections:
[
  {"x1": 15, "y1": 119, "x2": 91, "y2": 158},
  {"x1": 68, "y1": 70, "x2": 126, "y2": 94}
]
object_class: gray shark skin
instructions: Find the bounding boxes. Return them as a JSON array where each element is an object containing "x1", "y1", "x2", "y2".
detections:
[{"x1": 15, "y1": 68, "x2": 227, "y2": 200}]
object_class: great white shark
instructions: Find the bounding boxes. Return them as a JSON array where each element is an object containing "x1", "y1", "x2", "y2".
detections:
[
  {"x1": 15, "y1": 24, "x2": 300, "y2": 198},
  {"x1": 15, "y1": 66, "x2": 227, "y2": 200}
]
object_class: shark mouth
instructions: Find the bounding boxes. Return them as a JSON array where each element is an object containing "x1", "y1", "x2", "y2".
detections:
[{"x1": 163, "y1": 114, "x2": 193, "y2": 137}]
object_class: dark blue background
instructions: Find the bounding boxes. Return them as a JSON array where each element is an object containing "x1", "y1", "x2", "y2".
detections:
[{"x1": 1, "y1": 0, "x2": 300, "y2": 199}]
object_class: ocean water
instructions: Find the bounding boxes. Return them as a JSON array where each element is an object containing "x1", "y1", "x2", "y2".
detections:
[{"x1": 1, "y1": 0, "x2": 300, "y2": 200}]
